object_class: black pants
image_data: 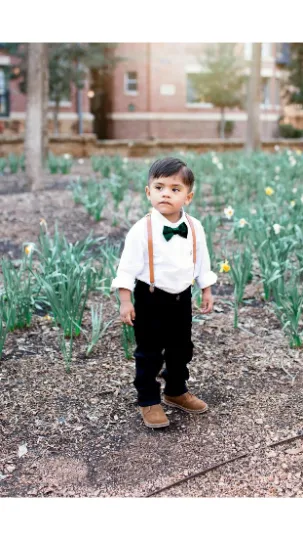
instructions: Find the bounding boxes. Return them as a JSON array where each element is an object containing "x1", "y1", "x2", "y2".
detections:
[{"x1": 133, "y1": 280, "x2": 193, "y2": 407}]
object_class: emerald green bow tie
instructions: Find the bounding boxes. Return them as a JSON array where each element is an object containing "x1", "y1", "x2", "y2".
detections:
[{"x1": 163, "y1": 222, "x2": 188, "y2": 241}]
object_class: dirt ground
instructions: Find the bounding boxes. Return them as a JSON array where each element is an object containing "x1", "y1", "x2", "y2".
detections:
[{"x1": 0, "y1": 165, "x2": 302, "y2": 498}]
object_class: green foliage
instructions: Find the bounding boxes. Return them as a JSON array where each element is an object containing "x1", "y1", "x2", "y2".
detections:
[
  {"x1": 0, "y1": 256, "x2": 35, "y2": 331},
  {"x1": 278, "y1": 123, "x2": 303, "y2": 138},
  {"x1": 192, "y1": 44, "x2": 246, "y2": 138},
  {"x1": 284, "y1": 44, "x2": 303, "y2": 107},
  {"x1": 85, "y1": 304, "x2": 113, "y2": 356},
  {"x1": 228, "y1": 248, "x2": 253, "y2": 328},
  {"x1": 0, "y1": 158, "x2": 7, "y2": 174},
  {"x1": 121, "y1": 323, "x2": 135, "y2": 360},
  {"x1": 272, "y1": 276, "x2": 303, "y2": 348}
]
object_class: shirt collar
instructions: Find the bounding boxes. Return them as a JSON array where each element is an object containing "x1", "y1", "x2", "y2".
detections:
[{"x1": 151, "y1": 207, "x2": 185, "y2": 227}]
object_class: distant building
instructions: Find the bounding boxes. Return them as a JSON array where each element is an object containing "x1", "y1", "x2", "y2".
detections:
[
  {"x1": 0, "y1": 42, "x2": 298, "y2": 140},
  {"x1": 108, "y1": 43, "x2": 288, "y2": 139}
]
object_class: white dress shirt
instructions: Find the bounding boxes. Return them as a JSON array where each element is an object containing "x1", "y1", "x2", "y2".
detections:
[{"x1": 111, "y1": 208, "x2": 217, "y2": 294}]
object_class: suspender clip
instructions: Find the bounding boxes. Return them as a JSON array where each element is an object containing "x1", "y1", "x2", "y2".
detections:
[{"x1": 149, "y1": 283, "x2": 155, "y2": 293}]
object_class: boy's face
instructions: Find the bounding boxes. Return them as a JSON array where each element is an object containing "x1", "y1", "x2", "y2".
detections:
[{"x1": 145, "y1": 173, "x2": 193, "y2": 222}]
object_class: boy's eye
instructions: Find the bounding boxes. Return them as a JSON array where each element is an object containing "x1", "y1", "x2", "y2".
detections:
[
  {"x1": 172, "y1": 188, "x2": 180, "y2": 192},
  {"x1": 155, "y1": 186, "x2": 162, "y2": 190}
]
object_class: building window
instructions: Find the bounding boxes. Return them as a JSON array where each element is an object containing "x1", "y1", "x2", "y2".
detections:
[
  {"x1": 0, "y1": 68, "x2": 9, "y2": 117},
  {"x1": 275, "y1": 79, "x2": 281, "y2": 106},
  {"x1": 124, "y1": 72, "x2": 138, "y2": 95},
  {"x1": 262, "y1": 43, "x2": 272, "y2": 59},
  {"x1": 261, "y1": 77, "x2": 271, "y2": 106},
  {"x1": 186, "y1": 73, "x2": 212, "y2": 107},
  {"x1": 244, "y1": 43, "x2": 252, "y2": 61}
]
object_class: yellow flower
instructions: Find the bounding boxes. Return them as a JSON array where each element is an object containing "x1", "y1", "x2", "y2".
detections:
[
  {"x1": 265, "y1": 187, "x2": 274, "y2": 196},
  {"x1": 219, "y1": 259, "x2": 231, "y2": 273},
  {"x1": 24, "y1": 244, "x2": 34, "y2": 256},
  {"x1": 290, "y1": 200, "x2": 296, "y2": 207},
  {"x1": 295, "y1": 149, "x2": 302, "y2": 155},
  {"x1": 43, "y1": 314, "x2": 53, "y2": 321}
]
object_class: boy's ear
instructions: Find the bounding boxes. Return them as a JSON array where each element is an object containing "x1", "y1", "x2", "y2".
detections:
[
  {"x1": 145, "y1": 185, "x2": 151, "y2": 199},
  {"x1": 185, "y1": 191, "x2": 194, "y2": 205}
]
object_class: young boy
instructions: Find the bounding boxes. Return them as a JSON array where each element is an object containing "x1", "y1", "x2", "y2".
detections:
[{"x1": 111, "y1": 157, "x2": 217, "y2": 429}]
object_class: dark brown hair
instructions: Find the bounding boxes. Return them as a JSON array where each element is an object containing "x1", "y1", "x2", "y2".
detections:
[{"x1": 148, "y1": 157, "x2": 195, "y2": 191}]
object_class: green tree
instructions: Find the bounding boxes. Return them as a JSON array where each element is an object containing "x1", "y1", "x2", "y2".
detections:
[
  {"x1": 193, "y1": 43, "x2": 246, "y2": 138},
  {"x1": 7, "y1": 43, "x2": 123, "y2": 137},
  {"x1": 284, "y1": 43, "x2": 303, "y2": 107}
]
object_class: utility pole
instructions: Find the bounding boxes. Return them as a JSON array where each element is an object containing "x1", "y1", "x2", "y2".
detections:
[{"x1": 246, "y1": 43, "x2": 262, "y2": 152}]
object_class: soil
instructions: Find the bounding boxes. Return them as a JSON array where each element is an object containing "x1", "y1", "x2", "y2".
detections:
[{"x1": 0, "y1": 163, "x2": 302, "y2": 498}]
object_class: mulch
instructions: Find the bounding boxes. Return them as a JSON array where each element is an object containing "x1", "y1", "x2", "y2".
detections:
[{"x1": 0, "y1": 165, "x2": 302, "y2": 497}]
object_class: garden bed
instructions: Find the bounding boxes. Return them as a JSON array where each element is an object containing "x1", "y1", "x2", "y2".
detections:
[{"x1": 0, "y1": 159, "x2": 302, "y2": 498}]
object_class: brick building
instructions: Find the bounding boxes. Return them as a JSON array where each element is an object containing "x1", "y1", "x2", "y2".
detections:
[
  {"x1": 0, "y1": 43, "x2": 295, "y2": 140},
  {"x1": 108, "y1": 42, "x2": 289, "y2": 140}
]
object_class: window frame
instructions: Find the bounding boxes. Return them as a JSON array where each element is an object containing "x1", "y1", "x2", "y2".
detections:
[
  {"x1": 124, "y1": 71, "x2": 138, "y2": 96},
  {"x1": 0, "y1": 67, "x2": 10, "y2": 117}
]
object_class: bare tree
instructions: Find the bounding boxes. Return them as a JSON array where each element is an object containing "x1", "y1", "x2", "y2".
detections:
[
  {"x1": 246, "y1": 43, "x2": 262, "y2": 152},
  {"x1": 25, "y1": 43, "x2": 46, "y2": 191},
  {"x1": 42, "y1": 44, "x2": 49, "y2": 162}
]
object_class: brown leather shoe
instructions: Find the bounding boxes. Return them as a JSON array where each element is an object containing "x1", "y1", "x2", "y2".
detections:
[
  {"x1": 163, "y1": 392, "x2": 208, "y2": 414},
  {"x1": 140, "y1": 404, "x2": 170, "y2": 428}
]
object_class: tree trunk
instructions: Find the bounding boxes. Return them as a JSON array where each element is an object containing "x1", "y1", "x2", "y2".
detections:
[
  {"x1": 246, "y1": 43, "x2": 262, "y2": 152},
  {"x1": 25, "y1": 43, "x2": 45, "y2": 191},
  {"x1": 53, "y1": 99, "x2": 60, "y2": 135},
  {"x1": 220, "y1": 107, "x2": 225, "y2": 139},
  {"x1": 41, "y1": 43, "x2": 49, "y2": 163}
]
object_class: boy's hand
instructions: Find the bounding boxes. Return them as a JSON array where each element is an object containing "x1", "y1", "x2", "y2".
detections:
[
  {"x1": 120, "y1": 301, "x2": 136, "y2": 326},
  {"x1": 200, "y1": 288, "x2": 214, "y2": 314}
]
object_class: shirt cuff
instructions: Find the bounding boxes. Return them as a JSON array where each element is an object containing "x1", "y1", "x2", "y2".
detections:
[
  {"x1": 111, "y1": 272, "x2": 136, "y2": 292},
  {"x1": 196, "y1": 271, "x2": 218, "y2": 290}
]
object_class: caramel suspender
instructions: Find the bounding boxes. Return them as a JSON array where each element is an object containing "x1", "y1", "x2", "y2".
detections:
[{"x1": 146, "y1": 213, "x2": 196, "y2": 293}]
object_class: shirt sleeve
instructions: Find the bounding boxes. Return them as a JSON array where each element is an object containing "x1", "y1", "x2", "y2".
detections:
[
  {"x1": 111, "y1": 221, "x2": 145, "y2": 292},
  {"x1": 195, "y1": 221, "x2": 217, "y2": 289}
]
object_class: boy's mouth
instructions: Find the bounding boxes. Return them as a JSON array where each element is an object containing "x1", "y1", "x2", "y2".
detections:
[{"x1": 159, "y1": 201, "x2": 172, "y2": 206}]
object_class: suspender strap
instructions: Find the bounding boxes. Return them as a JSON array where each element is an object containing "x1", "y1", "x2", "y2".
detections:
[
  {"x1": 146, "y1": 212, "x2": 197, "y2": 293},
  {"x1": 185, "y1": 213, "x2": 197, "y2": 264},
  {"x1": 146, "y1": 213, "x2": 155, "y2": 292}
]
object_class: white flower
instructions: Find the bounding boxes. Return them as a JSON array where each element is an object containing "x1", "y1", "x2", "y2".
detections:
[
  {"x1": 274, "y1": 145, "x2": 280, "y2": 152},
  {"x1": 179, "y1": 151, "x2": 185, "y2": 156},
  {"x1": 292, "y1": 187, "x2": 298, "y2": 194},
  {"x1": 217, "y1": 162, "x2": 223, "y2": 170},
  {"x1": 212, "y1": 156, "x2": 219, "y2": 164},
  {"x1": 239, "y1": 218, "x2": 248, "y2": 228},
  {"x1": 224, "y1": 206, "x2": 234, "y2": 219},
  {"x1": 63, "y1": 153, "x2": 71, "y2": 160},
  {"x1": 274, "y1": 175, "x2": 280, "y2": 181},
  {"x1": 78, "y1": 159, "x2": 84, "y2": 165},
  {"x1": 275, "y1": 166, "x2": 280, "y2": 173},
  {"x1": 250, "y1": 208, "x2": 257, "y2": 215},
  {"x1": 273, "y1": 224, "x2": 282, "y2": 234},
  {"x1": 287, "y1": 149, "x2": 292, "y2": 156},
  {"x1": 123, "y1": 157, "x2": 129, "y2": 164},
  {"x1": 144, "y1": 159, "x2": 150, "y2": 164},
  {"x1": 301, "y1": 195, "x2": 303, "y2": 204},
  {"x1": 290, "y1": 159, "x2": 297, "y2": 167}
]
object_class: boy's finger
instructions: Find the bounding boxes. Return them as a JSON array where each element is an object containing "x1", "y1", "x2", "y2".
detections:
[{"x1": 131, "y1": 309, "x2": 136, "y2": 320}]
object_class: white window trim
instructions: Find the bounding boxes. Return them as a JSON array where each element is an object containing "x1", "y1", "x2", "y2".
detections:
[
  {"x1": 186, "y1": 102, "x2": 214, "y2": 109},
  {"x1": 48, "y1": 100, "x2": 72, "y2": 107},
  {"x1": 124, "y1": 72, "x2": 138, "y2": 96}
]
